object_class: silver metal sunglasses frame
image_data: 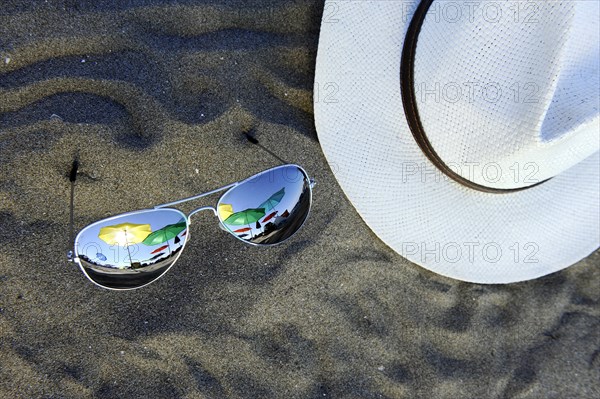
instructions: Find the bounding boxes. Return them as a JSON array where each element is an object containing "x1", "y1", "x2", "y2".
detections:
[{"x1": 68, "y1": 164, "x2": 315, "y2": 290}]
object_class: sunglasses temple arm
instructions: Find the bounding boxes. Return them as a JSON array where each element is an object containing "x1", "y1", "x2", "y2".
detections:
[
  {"x1": 67, "y1": 156, "x2": 79, "y2": 261},
  {"x1": 243, "y1": 134, "x2": 316, "y2": 188},
  {"x1": 243, "y1": 131, "x2": 289, "y2": 164}
]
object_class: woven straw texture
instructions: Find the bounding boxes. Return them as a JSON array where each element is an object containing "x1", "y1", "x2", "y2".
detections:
[{"x1": 314, "y1": 0, "x2": 600, "y2": 283}]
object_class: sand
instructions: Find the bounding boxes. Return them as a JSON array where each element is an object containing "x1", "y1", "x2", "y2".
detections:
[{"x1": 0, "y1": 1, "x2": 599, "y2": 398}]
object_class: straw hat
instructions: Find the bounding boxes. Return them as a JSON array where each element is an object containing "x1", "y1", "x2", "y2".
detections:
[{"x1": 314, "y1": 0, "x2": 599, "y2": 283}]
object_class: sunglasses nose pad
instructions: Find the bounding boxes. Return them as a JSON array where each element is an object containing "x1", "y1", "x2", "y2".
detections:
[{"x1": 216, "y1": 165, "x2": 312, "y2": 245}]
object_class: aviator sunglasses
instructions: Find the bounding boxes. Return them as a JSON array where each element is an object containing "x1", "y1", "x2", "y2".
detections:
[{"x1": 67, "y1": 161, "x2": 314, "y2": 290}]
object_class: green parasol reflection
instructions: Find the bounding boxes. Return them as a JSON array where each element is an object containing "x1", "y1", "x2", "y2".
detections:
[
  {"x1": 258, "y1": 187, "x2": 285, "y2": 212},
  {"x1": 142, "y1": 219, "x2": 187, "y2": 246},
  {"x1": 223, "y1": 187, "x2": 288, "y2": 239},
  {"x1": 224, "y1": 208, "x2": 266, "y2": 225}
]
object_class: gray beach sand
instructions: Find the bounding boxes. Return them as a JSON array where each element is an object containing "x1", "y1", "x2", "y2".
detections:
[{"x1": 1, "y1": 1, "x2": 599, "y2": 398}]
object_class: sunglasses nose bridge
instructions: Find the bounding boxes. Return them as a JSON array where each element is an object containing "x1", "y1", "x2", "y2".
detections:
[{"x1": 188, "y1": 206, "x2": 218, "y2": 222}]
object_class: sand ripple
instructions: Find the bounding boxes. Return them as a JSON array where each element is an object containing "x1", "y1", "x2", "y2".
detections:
[{"x1": 1, "y1": 2, "x2": 598, "y2": 398}]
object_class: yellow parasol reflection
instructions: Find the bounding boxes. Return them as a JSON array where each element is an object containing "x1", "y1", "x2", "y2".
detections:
[
  {"x1": 98, "y1": 222, "x2": 151, "y2": 266},
  {"x1": 218, "y1": 203, "x2": 234, "y2": 220}
]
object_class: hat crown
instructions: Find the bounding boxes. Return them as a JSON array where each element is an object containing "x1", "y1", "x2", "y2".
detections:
[{"x1": 414, "y1": 1, "x2": 599, "y2": 189}]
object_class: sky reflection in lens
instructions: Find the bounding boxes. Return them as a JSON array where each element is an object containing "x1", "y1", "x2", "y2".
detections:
[{"x1": 75, "y1": 209, "x2": 188, "y2": 270}]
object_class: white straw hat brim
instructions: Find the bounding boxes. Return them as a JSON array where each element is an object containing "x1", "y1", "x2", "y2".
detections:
[{"x1": 314, "y1": 1, "x2": 600, "y2": 283}]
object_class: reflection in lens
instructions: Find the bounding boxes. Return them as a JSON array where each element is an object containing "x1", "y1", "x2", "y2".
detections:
[
  {"x1": 217, "y1": 165, "x2": 311, "y2": 245},
  {"x1": 74, "y1": 209, "x2": 189, "y2": 289}
]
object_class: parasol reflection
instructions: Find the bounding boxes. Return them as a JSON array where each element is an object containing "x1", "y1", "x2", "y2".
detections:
[
  {"x1": 217, "y1": 165, "x2": 311, "y2": 245},
  {"x1": 75, "y1": 209, "x2": 189, "y2": 289}
]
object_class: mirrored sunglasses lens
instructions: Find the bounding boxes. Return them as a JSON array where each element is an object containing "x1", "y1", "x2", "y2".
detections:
[
  {"x1": 218, "y1": 165, "x2": 311, "y2": 245},
  {"x1": 75, "y1": 209, "x2": 189, "y2": 289}
]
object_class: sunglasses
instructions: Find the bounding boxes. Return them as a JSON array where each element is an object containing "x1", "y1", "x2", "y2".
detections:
[{"x1": 67, "y1": 164, "x2": 314, "y2": 290}]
